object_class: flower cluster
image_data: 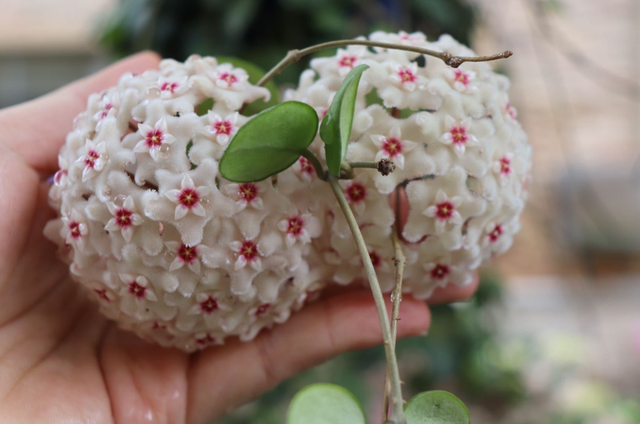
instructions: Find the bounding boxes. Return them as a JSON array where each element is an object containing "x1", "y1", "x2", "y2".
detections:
[
  {"x1": 46, "y1": 32, "x2": 530, "y2": 352},
  {"x1": 285, "y1": 31, "x2": 531, "y2": 299},
  {"x1": 45, "y1": 55, "x2": 325, "y2": 351}
]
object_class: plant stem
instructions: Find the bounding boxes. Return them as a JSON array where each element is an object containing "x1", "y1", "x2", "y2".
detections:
[
  {"x1": 257, "y1": 39, "x2": 512, "y2": 86},
  {"x1": 348, "y1": 161, "x2": 378, "y2": 169},
  {"x1": 382, "y1": 215, "x2": 407, "y2": 423},
  {"x1": 300, "y1": 149, "x2": 326, "y2": 180},
  {"x1": 328, "y1": 174, "x2": 406, "y2": 424}
]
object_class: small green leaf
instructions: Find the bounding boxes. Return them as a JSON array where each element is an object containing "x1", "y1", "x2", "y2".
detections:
[
  {"x1": 405, "y1": 391, "x2": 470, "y2": 424},
  {"x1": 216, "y1": 56, "x2": 279, "y2": 115},
  {"x1": 219, "y1": 101, "x2": 318, "y2": 182},
  {"x1": 320, "y1": 64, "x2": 369, "y2": 176},
  {"x1": 287, "y1": 383, "x2": 366, "y2": 424}
]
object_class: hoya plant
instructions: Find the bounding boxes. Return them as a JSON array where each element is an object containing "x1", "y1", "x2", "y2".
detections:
[{"x1": 45, "y1": 30, "x2": 527, "y2": 423}]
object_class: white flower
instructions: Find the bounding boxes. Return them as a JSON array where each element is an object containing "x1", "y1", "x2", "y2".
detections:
[
  {"x1": 277, "y1": 211, "x2": 321, "y2": 247},
  {"x1": 424, "y1": 189, "x2": 464, "y2": 234},
  {"x1": 165, "y1": 241, "x2": 202, "y2": 273},
  {"x1": 61, "y1": 209, "x2": 89, "y2": 248},
  {"x1": 213, "y1": 64, "x2": 249, "y2": 90},
  {"x1": 158, "y1": 75, "x2": 189, "y2": 99},
  {"x1": 165, "y1": 174, "x2": 211, "y2": 220},
  {"x1": 492, "y1": 153, "x2": 514, "y2": 186},
  {"x1": 77, "y1": 139, "x2": 107, "y2": 182},
  {"x1": 371, "y1": 125, "x2": 417, "y2": 170},
  {"x1": 205, "y1": 111, "x2": 238, "y2": 145},
  {"x1": 446, "y1": 68, "x2": 477, "y2": 93},
  {"x1": 229, "y1": 239, "x2": 262, "y2": 271},
  {"x1": 222, "y1": 182, "x2": 264, "y2": 211},
  {"x1": 439, "y1": 116, "x2": 479, "y2": 157},
  {"x1": 105, "y1": 196, "x2": 144, "y2": 242},
  {"x1": 389, "y1": 63, "x2": 427, "y2": 92},
  {"x1": 119, "y1": 274, "x2": 157, "y2": 302},
  {"x1": 133, "y1": 118, "x2": 176, "y2": 161}
]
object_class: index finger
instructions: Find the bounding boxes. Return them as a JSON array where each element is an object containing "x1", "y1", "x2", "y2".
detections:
[{"x1": 0, "y1": 51, "x2": 161, "y2": 173}]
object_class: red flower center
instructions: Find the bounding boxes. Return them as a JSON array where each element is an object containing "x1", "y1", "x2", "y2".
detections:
[
  {"x1": 128, "y1": 281, "x2": 146, "y2": 299},
  {"x1": 179, "y1": 188, "x2": 200, "y2": 208},
  {"x1": 298, "y1": 157, "x2": 315, "y2": 176},
  {"x1": 287, "y1": 216, "x2": 305, "y2": 236},
  {"x1": 159, "y1": 81, "x2": 179, "y2": 93},
  {"x1": 115, "y1": 208, "x2": 133, "y2": 228},
  {"x1": 435, "y1": 201, "x2": 455, "y2": 220},
  {"x1": 145, "y1": 129, "x2": 165, "y2": 148},
  {"x1": 99, "y1": 103, "x2": 113, "y2": 119},
  {"x1": 450, "y1": 126, "x2": 468, "y2": 145},
  {"x1": 398, "y1": 68, "x2": 416, "y2": 83},
  {"x1": 346, "y1": 182, "x2": 367, "y2": 203},
  {"x1": 178, "y1": 244, "x2": 198, "y2": 263},
  {"x1": 240, "y1": 240, "x2": 258, "y2": 261},
  {"x1": 488, "y1": 225, "x2": 503, "y2": 242},
  {"x1": 383, "y1": 136, "x2": 403, "y2": 157},
  {"x1": 84, "y1": 150, "x2": 100, "y2": 168},
  {"x1": 238, "y1": 183, "x2": 258, "y2": 203},
  {"x1": 369, "y1": 251, "x2": 382, "y2": 268},
  {"x1": 431, "y1": 264, "x2": 450, "y2": 280},
  {"x1": 453, "y1": 69, "x2": 469, "y2": 86},
  {"x1": 200, "y1": 296, "x2": 219, "y2": 314},
  {"x1": 339, "y1": 55, "x2": 357, "y2": 68},
  {"x1": 219, "y1": 72, "x2": 238, "y2": 85},
  {"x1": 196, "y1": 334, "x2": 216, "y2": 345},
  {"x1": 68, "y1": 221, "x2": 82, "y2": 239},
  {"x1": 94, "y1": 288, "x2": 110, "y2": 302},
  {"x1": 499, "y1": 157, "x2": 511, "y2": 175},
  {"x1": 255, "y1": 303, "x2": 271, "y2": 317},
  {"x1": 213, "y1": 120, "x2": 233, "y2": 135}
]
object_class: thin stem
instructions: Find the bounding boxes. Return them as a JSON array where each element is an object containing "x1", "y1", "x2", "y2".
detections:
[
  {"x1": 348, "y1": 161, "x2": 378, "y2": 169},
  {"x1": 328, "y1": 174, "x2": 406, "y2": 424},
  {"x1": 383, "y1": 204, "x2": 407, "y2": 423},
  {"x1": 257, "y1": 39, "x2": 512, "y2": 86},
  {"x1": 300, "y1": 149, "x2": 326, "y2": 180}
]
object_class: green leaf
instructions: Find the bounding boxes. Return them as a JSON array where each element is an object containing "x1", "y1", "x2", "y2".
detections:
[
  {"x1": 216, "y1": 56, "x2": 279, "y2": 115},
  {"x1": 219, "y1": 101, "x2": 318, "y2": 183},
  {"x1": 405, "y1": 391, "x2": 470, "y2": 424},
  {"x1": 287, "y1": 383, "x2": 366, "y2": 424},
  {"x1": 320, "y1": 64, "x2": 369, "y2": 175}
]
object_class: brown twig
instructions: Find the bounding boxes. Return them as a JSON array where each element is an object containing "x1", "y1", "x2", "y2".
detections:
[{"x1": 257, "y1": 39, "x2": 512, "y2": 87}]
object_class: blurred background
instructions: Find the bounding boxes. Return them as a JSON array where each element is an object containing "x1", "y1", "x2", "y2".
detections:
[{"x1": 1, "y1": 0, "x2": 639, "y2": 422}]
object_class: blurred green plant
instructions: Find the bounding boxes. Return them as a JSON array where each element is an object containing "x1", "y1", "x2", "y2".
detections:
[{"x1": 99, "y1": 0, "x2": 477, "y2": 84}]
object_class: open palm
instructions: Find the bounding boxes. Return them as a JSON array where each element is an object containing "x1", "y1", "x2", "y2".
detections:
[{"x1": 0, "y1": 53, "x2": 476, "y2": 424}]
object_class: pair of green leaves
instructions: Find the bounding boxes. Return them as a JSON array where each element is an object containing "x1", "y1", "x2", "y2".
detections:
[
  {"x1": 287, "y1": 384, "x2": 470, "y2": 424},
  {"x1": 219, "y1": 64, "x2": 370, "y2": 183}
]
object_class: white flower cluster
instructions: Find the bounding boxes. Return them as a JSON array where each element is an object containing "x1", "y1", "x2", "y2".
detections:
[
  {"x1": 45, "y1": 55, "x2": 326, "y2": 351},
  {"x1": 45, "y1": 31, "x2": 530, "y2": 352},
  {"x1": 284, "y1": 31, "x2": 531, "y2": 299}
]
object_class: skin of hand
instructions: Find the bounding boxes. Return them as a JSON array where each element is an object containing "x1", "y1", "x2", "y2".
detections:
[{"x1": 0, "y1": 52, "x2": 478, "y2": 424}]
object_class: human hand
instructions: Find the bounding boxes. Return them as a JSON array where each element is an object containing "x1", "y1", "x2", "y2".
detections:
[{"x1": 0, "y1": 52, "x2": 478, "y2": 424}]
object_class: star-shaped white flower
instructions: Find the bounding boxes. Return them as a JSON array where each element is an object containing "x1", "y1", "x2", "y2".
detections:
[
  {"x1": 446, "y1": 68, "x2": 477, "y2": 93},
  {"x1": 165, "y1": 241, "x2": 202, "y2": 273},
  {"x1": 205, "y1": 111, "x2": 238, "y2": 145},
  {"x1": 439, "y1": 116, "x2": 479, "y2": 157},
  {"x1": 423, "y1": 189, "x2": 464, "y2": 234},
  {"x1": 492, "y1": 153, "x2": 514, "y2": 186},
  {"x1": 229, "y1": 239, "x2": 262, "y2": 271},
  {"x1": 77, "y1": 139, "x2": 107, "y2": 182},
  {"x1": 371, "y1": 125, "x2": 417, "y2": 169},
  {"x1": 165, "y1": 174, "x2": 211, "y2": 220},
  {"x1": 214, "y1": 64, "x2": 249, "y2": 90},
  {"x1": 119, "y1": 274, "x2": 157, "y2": 303},
  {"x1": 133, "y1": 118, "x2": 176, "y2": 161},
  {"x1": 389, "y1": 63, "x2": 427, "y2": 92},
  {"x1": 61, "y1": 209, "x2": 88, "y2": 248},
  {"x1": 277, "y1": 212, "x2": 321, "y2": 247},
  {"x1": 158, "y1": 75, "x2": 189, "y2": 99},
  {"x1": 105, "y1": 195, "x2": 144, "y2": 242},
  {"x1": 222, "y1": 182, "x2": 264, "y2": 211}
]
